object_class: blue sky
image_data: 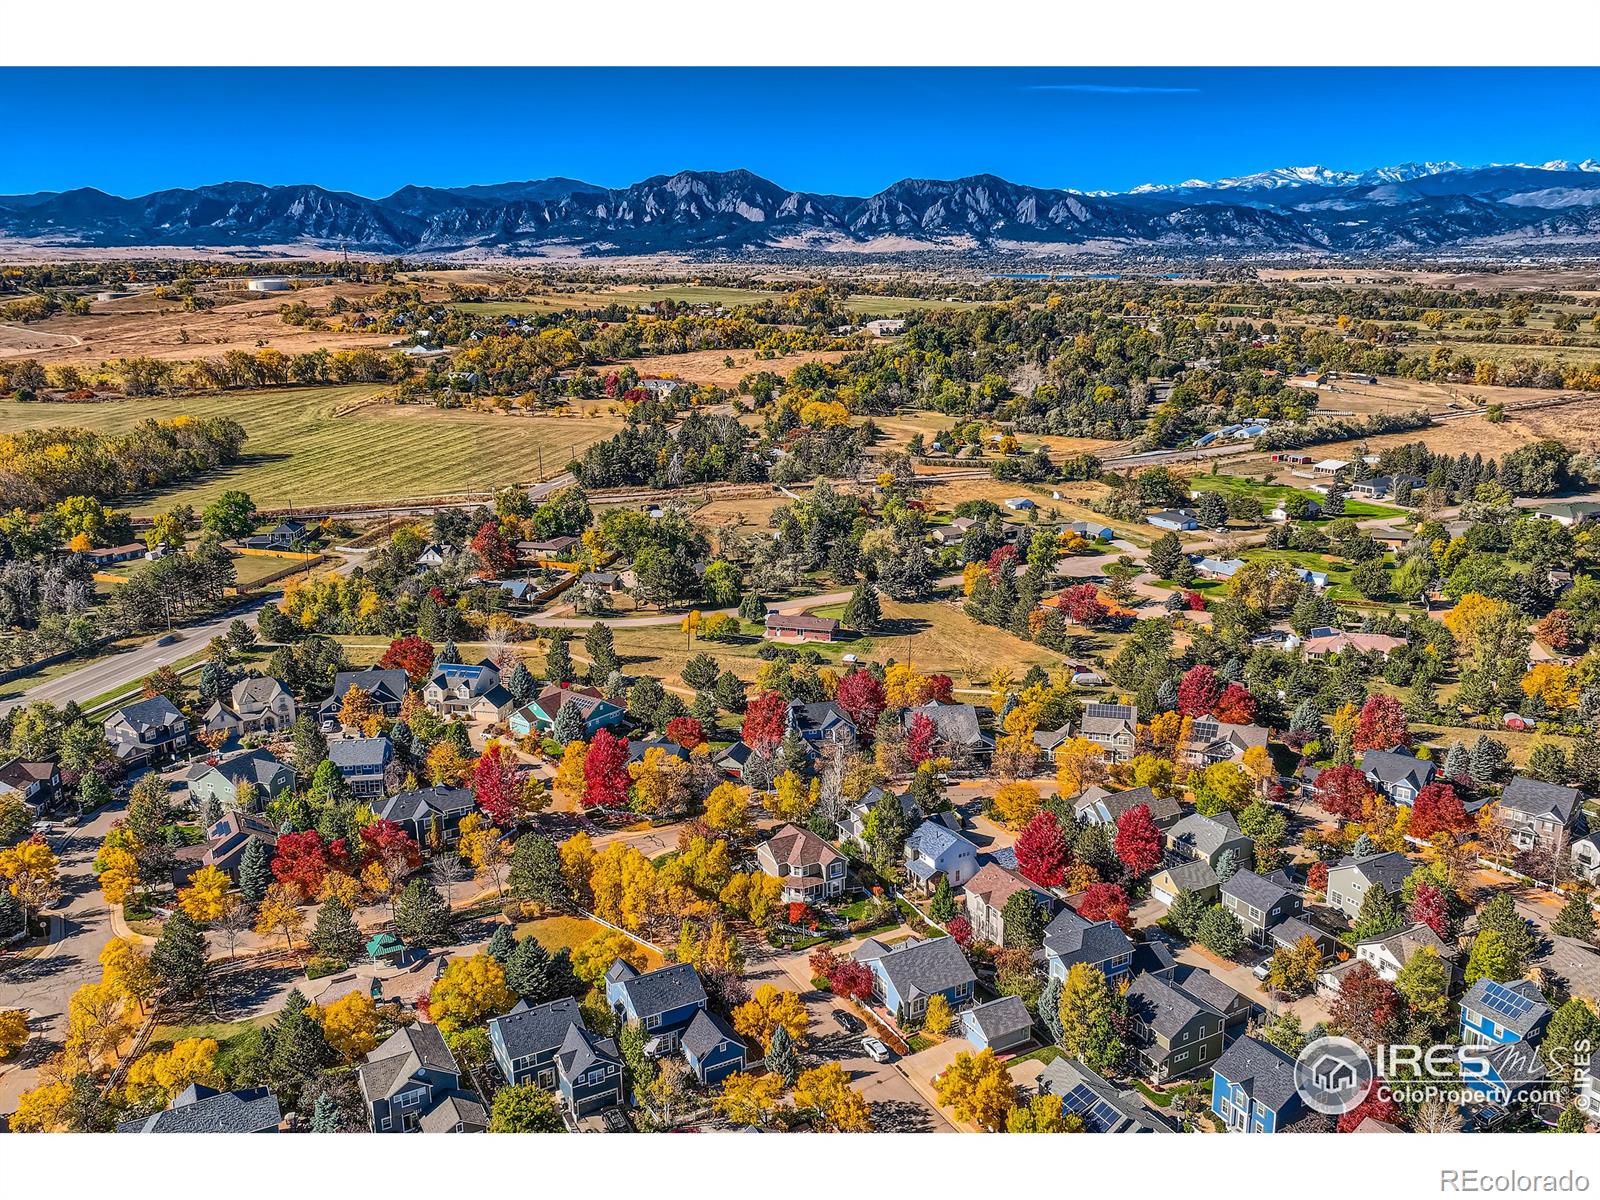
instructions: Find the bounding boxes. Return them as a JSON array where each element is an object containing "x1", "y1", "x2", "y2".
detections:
[{"x1": 3, "y1": 67, "x2": 1597, "y2": 198}]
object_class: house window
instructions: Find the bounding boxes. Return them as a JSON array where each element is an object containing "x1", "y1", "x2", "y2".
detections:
[
  {"x1": 646, "y1": 1013, "x2": 661, "y2": 1030},
  {"x1": 1198, "y1": 1042, "x2": 1210, "y2": 1062}
]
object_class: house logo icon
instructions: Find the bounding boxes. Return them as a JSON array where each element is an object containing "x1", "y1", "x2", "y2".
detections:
[{"x1": 1294, "y1": 1036, "x2": 1373, "y2": 1115}]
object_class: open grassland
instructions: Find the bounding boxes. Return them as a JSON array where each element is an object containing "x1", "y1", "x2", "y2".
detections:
[
  {"x1": 613, "y1": 346, "x2": 850, "y2": 389},
  {"x1": 0, "y1": 385, "x2": 622, "y2": 514},
  {"x1": 1300, "y1": 396, "x2": 1600, "y2": 463}
]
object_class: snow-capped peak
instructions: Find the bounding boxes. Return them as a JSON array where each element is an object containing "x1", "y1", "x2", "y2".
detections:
[{"x1": 1128, "y1": 160, "x2": 1465, "y2": 194}]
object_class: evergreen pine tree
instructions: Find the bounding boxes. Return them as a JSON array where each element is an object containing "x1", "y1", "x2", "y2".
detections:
[
  {"x1": 290, "y1": 715, "x2": 329, "y2": 780},
  {"x1": 1353, "y1": 886, "x2": 1403, "y2": 941},
  {"x1": 0, "y1": 888, "x2": 23, "y2": 940},
  {"x1": 552, "y1": 702, "x2": 586, "y2": 746},
  {"x1": 1290, "y1": 699, "x2": 1322, "y2": 736},
  {"x1": 149, "y1": 910, "x2": 209, "y2": 1002},
  {"x1": 269, "y1": 990, "x2": 330, "y2": 1097},
  {"x1": 929, "y1": 877, "x2": 956, "y2": 923},
  {"x1": 1038, "y1": 975, "x2": 1064, "y2": 1044},
  {"x1": 487, "y1": 923, "x2": 516, "y2": 964},
  {"x1": 310, "y1": 1091, "x2": 341, "y2": 1132},
  {"x1": 1477, "y1": 893, "x2": 1537, "y2": 971},
  {"x1": 508, "y1": 833, "x2": 570, "y2": 911},
  {"x1": 1352, "y1": 833, "x2": 1377, "y2": 858},
  {"x1": 1154, "y1": 679, "x2": 1179, "y2": 715},
  {"x1": 78, "y1": 771, "x2": 112, "y2": 813},
  {"x1": 584, "y1": 623, "x2": 619, "y2": 681},
  {"x1": 238, "y1": 837, "x2": 274, "y2": 902},
  {"x1": 436, "y1": 639, "x2": 461, "y2": 665},
  {"x1": 1146, "y1": 532, "x2": 1183, "y2": 579},
  {"x1": 1469, "y1": 735, "x2": 1507, "y2": 787},
  {"x1": 310, "y1": 898, "x2": 363, "y2": 963},
  {"x1": 738, "y1": 591, "x2": 767, "y2": 623},
  {"x1": 1214, "y1": 849, "x2": 1241, "y2": 883},
  {"x1": 1442, "y1": 740, "x2": 1469, "y2": 782},
  {"x1": 508, "y1": 662, "x2": 536, "y2": 705},
  {"x1": 545, "y1": 635, "x2": 574, "y2": 684},
  {"x1": 446, "y1": 720, "x2": 473, "y2": 758},
  {"x1": 765, "y1": 1024, "x2": 800, "y2": 1084},
  {"x1": 1553, "y1": 894, "x2": 1596, "y2": 944},
  {"x1": 842, "y1": 581, "x2": 882, "y2": 633},
  {"x1": 394, "y1": 879, "x2": 455, "y2": 948},
  {"x1": 505, "y1": 935, "x2": 554, "y2": 1003}
]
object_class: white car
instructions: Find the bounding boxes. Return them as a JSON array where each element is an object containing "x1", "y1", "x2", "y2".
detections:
[
  {"x1": 862, "y1": 1037, "x2": 892, "y2": 1063},
  {"x1": 1252, "y1": 960, "x2": 1273, "y2": 982}
]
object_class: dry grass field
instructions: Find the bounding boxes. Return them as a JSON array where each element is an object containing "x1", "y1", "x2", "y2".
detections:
[
  {"x1": 1298, "y1": 395, "x2": 1600, "y2": 462},
  {"x1": 620, "y1": 346, "x2": 851, "y2": 388}
]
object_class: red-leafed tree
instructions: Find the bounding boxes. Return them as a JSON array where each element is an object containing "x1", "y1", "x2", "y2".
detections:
[
  {"x1": 1078, "y1": 883, "x2": 1133, "y2": 933},
  {"x1": 1534, "y1": 608, "x2": 1573, "y2": 652},
  {"x1": 1315, "y1": 763, "x2": 1374, "y2": 820},
  {"x1": 581, "y1": 728, "x2": 631, "y2": 810},
  {"x1": 1211, "y1": 683, "x2": 1258, "y2": 725},
  {"x1": 836, "y1": 668, "x2": 887, "y2": 732},
  {"x1": 358, "y1": 819, "x2": 421, "y2": 875},
  {"x1": 378, "y1": 635, "x2": 436, "y2": 685},
  {"x1": 1177, "y1": 665, "x2": 1221, "y2": 717},
  {"x1": 919, "y1": 674, "x2": 956, "y2": 705},
  {"x1": 1307, "y1": 861, "x2": 1329, "y2": 894},
  {"x1": 1058, "y1": 583, "x2": 1108, "y2": 627},
  {"x1": 665, "y1": 716, "x2": 706, "y2": 750},
  {"x1": 986, "y1": 545, "x2": 1019, "y2": 573},
  {"x1": 1328, "y1": 960, "x2": 1402, "y2": 1054},
  {"x1": 272, "y1": 830, "x2": 337, "y2": 897},
  {"x1": 1114, "y1": 803, "x2": 1163, "y2": 876},
  {"x1": 1336, "y1": 1081, "x2": 1405, "y2": 1133},
  {"x1": 469, "y1": 520, "x2": 517, "y2": 578},
  {"x1": 905, "y1": 712, "x2": 938, "y2": 766},
  {"x1": 827, "y1": 960, "x2": 874, "y2": 1002},
  {"x1": 741, "y1": 690, "x2": 788, "y2": 755},
  {"x1": 472, "y1": 742, "x2": 532, "y2": 826},
  {"x1": 1409, "y1": 881, "x2": 1452, "y2": 940},
  {"x1": 1015, "y1": 811, "x2": 1070, "y2": 887},
  {"x1": 1409, "y1": 781, "x2": 1470, "y2": 839},
  {"x1": 947, "y1": 915, "x2": 973, "y2": 948},
  {"x1": 1185, "y1": 591, "x2": 1207, "y2": 612},
  {"x1": 1352, "y1": 693, "x2": 1411, "y2": 752}
]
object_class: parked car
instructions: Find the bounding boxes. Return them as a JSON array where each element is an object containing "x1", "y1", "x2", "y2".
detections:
[
  {"x1": 1252, "y1": 960, "x2": 1273, "y2": 982},
  {"x1": 862, "y1": 1037, "x2": 892, "y2": 1063},
  {"x1": 833, "y1": 1008, "x2": 864, "y2": 1035}
]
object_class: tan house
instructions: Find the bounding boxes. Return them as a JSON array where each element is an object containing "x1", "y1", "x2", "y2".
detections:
[
  {"x1": 755, "y1": 824, "x2": 846, "y2": 904},
  {"x1": 962, "y1": 862, "x2": 1056, "y2": 948}
]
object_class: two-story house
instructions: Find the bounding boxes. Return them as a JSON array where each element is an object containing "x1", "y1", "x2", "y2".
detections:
[
  {"x1": 1212, "y1": 1035, "x2": 1305, "y2": 1133},
  {"x1": 755, "y1": 824, "x2": 847, "y2": 904},
  {"x1": 1040, "y1": 906, "x2": 1135, "y2": 983},
  {"x1": 1220, "y1": 869, "x2": 1302, "y2": 944},
  {"x1": 170, "y1": 811, "x2": 278, "y2": 885},
  {"x1": 1459, "y1": 977, "x2": 1551, "y2": 1048},
  {"x1": 1080, "y1": 702, "x2": 1139, "y2": 763},
  {"x1": 962, "y1": 862, "x2": 1058, "y2": 948},
  {"x1": 1165, "y1": 811, "x2": 1254, "y2": 871},
  {"x1": 1572, "y1": 833, "x2": 1600, "y2": 884},
  {"x1": 839, "y1": 787, "x2": 924, "y2": 843},
  {"x1": 1496, "y1": 776, "x2": 1585, "y2": 851},
  {"x1": 1179, "y1": 719, "x2": 1270, "y2": 768},
  {"x1": 0, "y1": 757, "x2": 60, "y2": 816},
  {"x1": 203, "y1": 675, "x2": 296, "y2": 740},
  {"x1": 786, "y1": 700, "x2": 859, "y2": 757},
  {"x1": 1360, "y1": 748, "x2": 1436, "y2": 807},
  {"x1": 359, "y1": 1025, "x2": 487, "y2": 1133},
  {"x1": 1353, "y1": 923, "x2": 1459, "y2": 989},
  {"x1": 423, "y1": 660, "x2": 512, "y2": 723},
  {"x1": 1075, "y1": 784, "x2": 1184, "y2": 829},
  {"x1": 488, "y1": 996, "x2": 624, "y2": 1117},
  {"x1": 327, "y1": 736, "x2": 399, "y2": 800},
  {"x1": 319, "y1": 668, "x2": 409, "y2": 729},
  {"x1": 903, "y1": 820, "x2": 980, "y2": 892},
  {"x1": 186, "y1": 748, "x2": 295, "y2": 813},
  {"x1": 901, "y1": 702, "x2": 993, "y2": 763},
  {"x1": 852, "y1": 935, "x2": 975, "y2": 1026},
  {"x1": 1125, "y1": 971, "x2": 1227, "y2": 1082},
  {"x1": 605, "y1": 961, "x2": 707, "y2": 1055},
  {"x1": 1326, "y1": 851, "x2": 1413, "y2": 922},
  {"x1": 1036, "y1": 1058, "x2": 1174, "y2": 1132},
  {"x1": 116, "y1": 1083, "x2": 282, "y2": 1133},
  {"x1": 680, "y1": 1009, "x2": 747, "y2": 1086},
  {"x1": 104, "y1": 696, "x2": 190, "y2": 767},
  {"x1": 376, "y1": 784, "x2": 475, "y2": 848}
]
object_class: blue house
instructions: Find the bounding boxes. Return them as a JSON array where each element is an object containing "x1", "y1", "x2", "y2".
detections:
[
  {"x1": 1460, "y1": 978, "x2": 1551, "y2": 1047},
  {"x1": 1462, "y1": 1040, "x2": 1548, "y2": 1106},
  {"x1": 553, "y1": 1022, "x2": 626, "y2": 1115},
  {"x1": 853, "y1": 935, "x2": 975, "y2": 1026},
  {"x1": 960, "y1": 995, "x2": 1034, "y2": 1052},
  {"x1": 605, "y1": 961, "x2": 707, "y2": 1054},
  {"x1": 680, "y1": 1009, "x2": 746, "y2": 1085},
  {"x1": 488, "y1": 996, "x2": 624, "y2": 1117},
  {"x1": 510, "y1": 684, "x2": 626, "y2": 740},
  {"x1": 1211, "y1": 1035, "x2": 1304, "y2": 1133},
  {"x1": 1041, "y1": 906, "x2": 1134, "y2": 983}
]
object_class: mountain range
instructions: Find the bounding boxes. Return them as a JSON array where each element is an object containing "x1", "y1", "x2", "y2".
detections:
[{"x1": 5, "y1": 160, "x2": 1600, "y2": 257}]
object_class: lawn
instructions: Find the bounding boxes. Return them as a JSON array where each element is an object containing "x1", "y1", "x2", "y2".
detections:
[
  {"x1": 514, "y1": 913, "x2": 664, "y2": 968},
  {"x1": 146, "y1": 1015, "x2": 271, "y2": 1080},
  {"x1": 0, "y1": 386, "x2": 623, "y2": 514},
  {"x1": 1236, "y1": 547, "x2": 1386, "y2": 602},
  {"x1": 1188, "y1": 472, "x2": 1403, "y2": 521}
]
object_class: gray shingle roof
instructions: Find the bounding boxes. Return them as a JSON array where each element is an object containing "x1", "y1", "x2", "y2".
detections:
[
  {"x1": 359, "y1": 1024, "x2": 460, "y2": 1100},
  {"x1": 1101, "y1": 786, "x2": 1184, "y2": 825},
  {"x1": 905, "y1": 819, "x2": 977, "y2": 862},
  {"x1": 1081, "y1": 702, "x2": 1138, "y2": 736},
  {"x1": 490, "y1": 996, "x2": 584, "y2": 1061},
  {"x1": 557, "y1": 1021, "x2": 621, "y2": 1078},
  {"x1": 1160, "y1": 859, "x2": 1220, "y2": 894},
  {"x1": 1500, "y1": 776, "x2": 1583, "y2": 823},
  {"x1": 378, "y1": 784, "x2": 474, "y2": 825},
  {"x1": 1167, "y1": 811, "x2": 1242, "y2": 858},
  {"x1": 1221, "y1": 868, "x2": 1292, "y2": 911},
  {"x1": 232, "y1": 675, "x2": 290, "y2": 710},
  {"x1": 111, "y1": 694, "x2": 184, "y2": 730},
  {"x1": 1333, "y1": 851, "x2": 1413, "y2": 894},
  {"x1": 681, "y1": 1008, "x2": 743, "y2": 1060},
  {"x1": 1126, "y1": 972, "x2": 1219, "y2": 1039},
  {"x1": 1042, "y1": 907, "x2": 1134, "y2": 969},
  {"x1": 116, "y1": 1085, "x2": 280, "y2": 1133},
  {"x1": 1360, "y1": 748, "x2": 1435, "y2": 792},
  {"x1": 615, "y1": 962, "x2": 706, "y2": 1020},
  {"x1": 1214, "y1": 1034, "x2": 1299, "y2": 1111},
  {"x1": 327, "y1": 735, "x2": 392, "y2": 771},
  {"x1": 195, "y1": 748, "x2": 289, "y2": 790},
  {"x1": 903, "y1": 701, "x2": 990, "y2": 748},
  {"x1": 417, "y1": 1092, "x2": 488, "y2": 1132},
  {"x1": 1036, "y1": 1059, "x2": 1172, "y2": 1133},
  {"x1": 1461, "y1": 977, "x2": 1550, "y2": 1038},
  {"x1": 870, "y1": 935, "x2": 976, "y2": 1000},
  {"x1": 963, "y1": 995, "x2": 1033, "y2": 1041},
  {"x1": 325, "y1": 668, "x2": 409, "y2": 709}
]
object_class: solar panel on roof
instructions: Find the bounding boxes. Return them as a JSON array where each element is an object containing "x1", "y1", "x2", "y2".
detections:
[{"x1": 1478, "y1": 980, "x2": 1535, "y2": 1020}]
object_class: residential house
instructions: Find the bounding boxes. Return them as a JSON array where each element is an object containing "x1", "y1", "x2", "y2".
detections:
[
  {"x1": 787, "y1": 699, "x2": 859, "y2": 755},
  {"x1": 0, "y1": 758, "x2": 60, "y2": 815},
  {"x1": 1147, "y1": 510, "x2": 1198, "y2": 532},
  {"x1": 488, "y1": 996, "x2": 624, "y2": 1117},
  {"x1": 240, "y1": 518, "x2": 310, "y2": 551},
  {"x1": 1036, "y1": 1058, "x2": 1174, "y2": 1133},
  {"x1": 517, "y1": 536, "x2": 580, "y2": 564},
  {"x1": 680, "y1": 1009, "x2": 747, "y2": 1086},
  {"x1": 186, "y1": 748, "x2": 295, "y2": 812},
  {"x1": 1061, "y1": 520, "x2": 1115, "y2": 542},
  {"x1": 376, "y1": 785, "x2": 475, "y2": 848},
  {"x1": 510, "y1": 684, "x2": 626, "y2": 740},
  {"x1": 1040, "y1": 906, "x2": 1135, "y2": 983},
  {"x1": 960, "y1": 995, "x2": 1034, "y2": 1053},
  {"x1": 116, "y1": 1084, "x2": 281, "y2": 1134},
  {"x1": 1360, "y1": 748, "x2": 1436, "y2": 807},
  {"x1": 931, "y1": 517, "x2": 977, "y2": 547},
  {"x1": 1080, "y1": 702, "x2": 1139, "y2": 762},
  {"x1": 1496, "y1": 776, "x2": 1585, "y2": 850},
  {"x1": 605, "y1": 961, "x2": 708, "y2": 1054},
  {"x1": 414, "y1": 543, "x2": 447, "y2": 570},
  {"x1": 840, "y1": 788, "x2": 923, "y2": 842},
  {"x1": 1571, "y1": 833, "x2": 1600, "y2": 884},
  {"x1": 901, "y1": 702, "x2": 993, "y2": 762},
  {"x1": 1165, "y1": 811, "x2": 1254, "y2": 871},
  {"x1": 1125, "y1": 971, "x2": 1226, "y2": 1082},
  {"x1": 1178, "y1": 719, "x2": 1269, "y2": 768},
  {"x1": 1149, "y1": 859, "x2": 1220, "y2": 907},
  {"x1": 170, "y1": 811, "x2": 278, "y2": 884},
  {"x1": 423, "y1": 660, "x2": 511, "y2": 721},
  {"x1": 1075, "y1": 784, "x2": 1184, "y2": 829},
  {"x1": 327, "y1": 736, "x2": 399, "y2": 800},
  {"x1": 1003, "y1": 497, "x2": 1036, "y2": 512},
  {"x1": 203, "y1": 675, "x2": 296, "y2": 739},
  {"x1": 81, "y1": 542, "x2": 146, "y2": 567},
  {"x1": 1164, "y1": 963, "x2": 1253, "y2": 1035},
  {"x1": 1533, "y1": 501, "x2": 1600, "y2": 527},
  {"x1": 1326, "y1": 852, "x2": 1413, "y2": 922},
  {"x1": 763, "y1": 612, "x2": 840, "y2": 643},
  {"x1": 903, "y1": 820, "x2": 980, "y2": 891},
  {"x1": 359, "y1": 1025, "x2": 487, "y2": 1133},
  {"x1": 962, "y1": 863, "x2": 1057, "y2": 948},
  {"x1": 756, "y1": 823, "x2": 847, "y2": 904},
  {"x1": 1220, "y1": 869, "x2": 1302, "y2": 944},
  {"x1": 1354, "y1": 923, "x2": 1459, "y2": 989},
  {"x1": 1293, "y1": 566, "x2": 1330, "y2": 591},
  {"x1": 1211, "y1": 1035, "x2": 1305, "y2": 1133},
  {"x1": 1462, "y1": 1040, "x2": 1549, "y2": 1107},
  {"x1": 319, "y1": 668, "x2": 409, "y2": 728},
  {"x1": 104, "y1": 696, "x2": 190, "y2": 767},
  {"x1": 1268, "y1": 915, "x2": 1339, "y2": 964},
  {"x1": 853, "y1": 935, "x2": 975, "y2": 1024},
  {"x1": 1460, "y1": 978, "x2": 1551, "y2": 1048},
  {"x1": 1349, "y1": 474, "x2": 1422, "y2": 500},
  {"x1": 1301, "y1": 631, "x2": 1406, "y2": 661},
  {"x1": 624, "y1": 737, "x2": 690, "y2": 767},
  {"x1": 1195, "y1": 556, "x2": 1245, "y2": 580}
]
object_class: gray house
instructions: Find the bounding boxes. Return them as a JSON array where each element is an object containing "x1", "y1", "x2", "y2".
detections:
[
  {"x1": 1360, "y1": 748, "x2": 1436, "y2": 807},
  {"x1": 488, "y1": 996, "x2": 623, "y2": 1117},
  {"x1": 116, "y1": 1083, "x2": 281, "y2": 1133},
  {"x1": 375, "y1": 784, "x2": 475, "y2": 848},
  {"x1": 1080, "y1": 702, "x2": 1139, "y2": 762},
  {"x1": 104, "y1": 696, "x2": 190, "y2": 767},
  {"x1": 1165, "y1": 811, "x2": 1254, "y2": 870},
  {"x1": 320, "y1": 668, "x2": 410, "y2": 728},
  {"x1": 1220, "y1": 868, "x2": 1302, "y2": 943},
  {"x1": 1125, "y1": 970, "x2": 1226, "y2": 1082},
  {"x1": 328, "y1": 736, "x2": 398, "y2": 799},
  {"x1": 359, "y1": 1024, "x2": 486, "y2": 1133},
  {"x1": 187, "y1": 749, "x2": 295, "y2": 812},
  {"x1": 203, "y1": 676, "x2": 296, "y2": 739},
  {"x1": 1326, "y1": 851, "x2": 1413, "y2": 922},
  {"x1": 1496, "y1": 776, "x2": 1585, "y2": 850}
]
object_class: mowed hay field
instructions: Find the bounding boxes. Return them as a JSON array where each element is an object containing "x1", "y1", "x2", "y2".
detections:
[{"x1": 0, "y1": 385, "x2": 623, "y2": 514}]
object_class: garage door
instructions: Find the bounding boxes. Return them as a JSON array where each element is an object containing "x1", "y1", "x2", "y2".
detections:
[{"x1": 1151, "y1": 885, "x2": 1175, "y2": 906}]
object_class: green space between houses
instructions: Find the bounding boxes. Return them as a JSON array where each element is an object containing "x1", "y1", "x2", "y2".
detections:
[
  {"x1": 1188, "y1": 472, "x2": 1403, "y2": 520},
  {"x1": 146, "y1": 1015, "x2": 272, "y2": 1079},
  {"x1": 1235, "y1": 546, "x2": 1392, "y2": 602}
]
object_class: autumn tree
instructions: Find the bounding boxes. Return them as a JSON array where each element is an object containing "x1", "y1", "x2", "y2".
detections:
[
  {"x1": 732, "y1": 984, "x2": 809, "y2": 1052},
  {"x1": 1078, "y1": 883, "x2": 1131, "y2": 932},
  {"x1": 1314, "y1": 763, "x2": 1374, "y2": 821},
  {"x1": 715, "y1": 1071, "x2": 790, "y2": 1127},
  {"x1": 378, "y1": 634, "x2": 436, "y2": 684},
  {"x1": 1352, "y1": 693, "x2": 1411, "y2": 752},
  {"x1": 177, "y1": 864, "x2": 235, "y2": 924},
  {"x1": 1409, "y1": 782, "x2": 1470, "y2": 839},
  {"x1": 489, "y1": 1083, "x2": 566, "y2": 1132},
  {"x1": 794, "y1": 1061, "x2": 872, "y2": 1132},
  {"x1": 1015, "y1": 811, "x2": 1070, "y2": 887},
  {"x1": 314, "y1": 991, "x2": 381, "y2": 1062},
  {"x1": 935, "y1": 1048, "x2": 1016, "y2": 1131},
  {"x1": 1057, "y1": 962, "x2": 1125, "y2": 1075},
  {"x1": 1113, "y1": 803, "x2": 1162, "y2": 876},
  {"x1": 255, "y1": 882, "x2": 307, "y2": 954},
  {"x1": 1328, "y1": 960, "x2": 1401, "y2": 1054},
  {"x1": 429, "y1": 952, "x2": 515, "y2": 1035},
  {"x1": 581, "y1": 728, "x2": 631, "y2": 810}
]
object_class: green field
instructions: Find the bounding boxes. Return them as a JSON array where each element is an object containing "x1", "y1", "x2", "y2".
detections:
[
  {"x1": 0, "y1": 386, "x2": 622, "y2": 514},
  {"x1": 1188, "y1": 473, "x2": 1403, "y2": 520}
]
